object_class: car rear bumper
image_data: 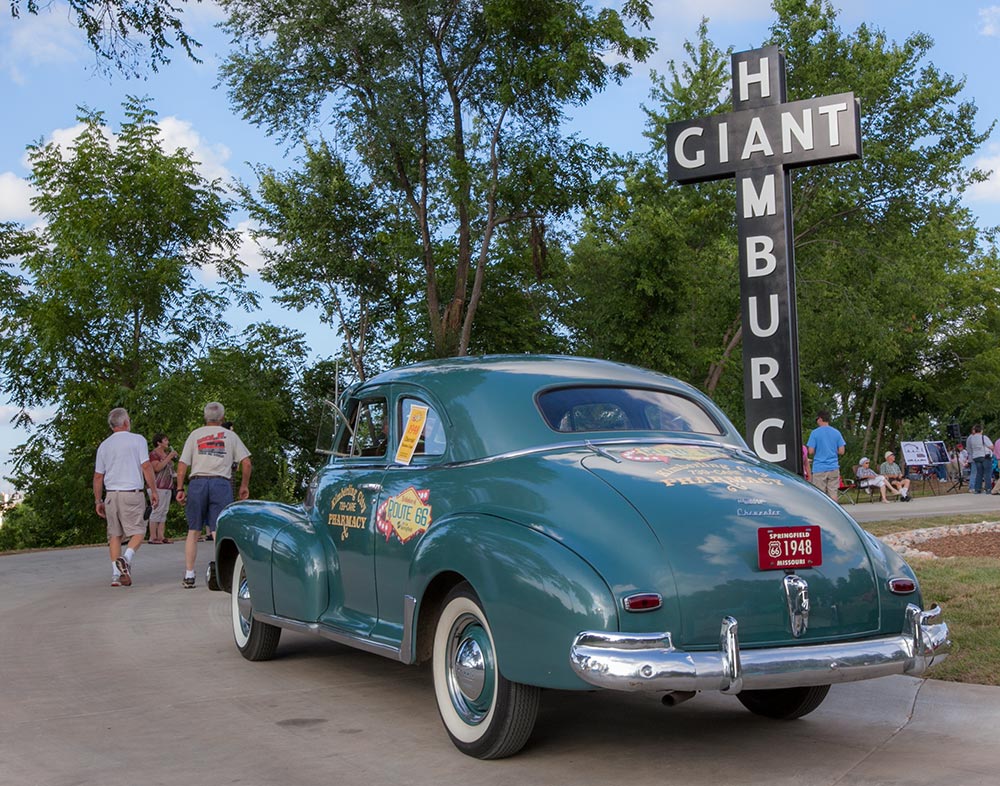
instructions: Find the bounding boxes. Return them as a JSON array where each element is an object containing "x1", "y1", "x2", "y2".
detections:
[{"x1": 569, "y1": 603, "x2": 950, "y2": 693}]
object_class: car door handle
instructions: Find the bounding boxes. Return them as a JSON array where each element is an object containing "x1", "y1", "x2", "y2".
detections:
[{"x1": 359, "y1": 483, "x2": 382, "y2": 492}]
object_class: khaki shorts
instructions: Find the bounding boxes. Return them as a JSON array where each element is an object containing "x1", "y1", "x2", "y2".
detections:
[
  {"x1": 148, "y1": 488, "x2": 172, "y2": 523},
  {"x1": 106, "y1": 491, "x2": 147, "y2": 538}
]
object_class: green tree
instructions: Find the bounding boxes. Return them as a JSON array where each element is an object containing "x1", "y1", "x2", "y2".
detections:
[
  {"x1": 765, "y1": 0, "x2": 994, "y2": 453},
  {"x1": 220, "y1": 0, "x2": 655, "y2": 357},
  {"x1": 9, "y1": 0, "x2": 200, "y2": 74},
  {"x1": 159, "y1": 323, "x2": 314, "y2": 501},
  {"x1": 0, "y1": 97, "x2": 255, "y2": 545},
  {"x1": 566, "y1": 21, "x2": 746, "y2": 416},
  {"x1": 240, "y1": 142, "x2": 423, "y2": 380}
]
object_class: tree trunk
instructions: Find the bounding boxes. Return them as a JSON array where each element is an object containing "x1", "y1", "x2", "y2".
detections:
[
  {"x1": 873, "y1": 400, "x2": 887, "y2": 463},
  {"x1": 861, "y1": 384, "x2": 880, "y2": 456},
  {"x1": 704, "y1": 317, "x2": 742, "y2": 395}
]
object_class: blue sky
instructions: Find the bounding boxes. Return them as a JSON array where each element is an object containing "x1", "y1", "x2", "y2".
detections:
[{"x1": 2, "y1": 0, "x2": 999, "y2": 494}]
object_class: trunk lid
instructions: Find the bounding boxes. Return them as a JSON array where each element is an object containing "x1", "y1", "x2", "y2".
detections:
[{"x1": 582, "y1": 443, "x2": 880, "y2": 648}]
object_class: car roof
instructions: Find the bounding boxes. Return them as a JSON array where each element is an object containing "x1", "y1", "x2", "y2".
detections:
[{"x1": 356, "y1": 355, "x2": 742, "y2": 461}]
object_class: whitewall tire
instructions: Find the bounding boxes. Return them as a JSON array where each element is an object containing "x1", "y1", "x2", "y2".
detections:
[
  {"x1": 231, "y1": 552, "x2": 281, "y2": 661},
  {"x1": 432, "y1": 583, "x2": 539, "y2": 759}
]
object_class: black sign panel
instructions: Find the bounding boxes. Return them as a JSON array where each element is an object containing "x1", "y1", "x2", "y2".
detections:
[
  {"x1": 736, "y1": 166, "x2": 799, "y2": 466},
  {"x1": 666, "y1": 94, "x2": 862, "y2": 184},
  {"x1": 664, "y1": 46, "x2": 862, "y2": 474}
]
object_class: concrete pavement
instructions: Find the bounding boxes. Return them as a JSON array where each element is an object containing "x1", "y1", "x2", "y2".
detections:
[
  {"x1": 1, "y1": 534, "x2": 999, "y2": 785},
  {"x1": 846, "y1": 484, "x2": 1000, "y2": 523}
]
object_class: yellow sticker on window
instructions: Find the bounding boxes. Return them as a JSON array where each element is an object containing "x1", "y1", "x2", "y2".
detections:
[{"x1": 394, "y1": 404, "x2": 428, "y2": 465}]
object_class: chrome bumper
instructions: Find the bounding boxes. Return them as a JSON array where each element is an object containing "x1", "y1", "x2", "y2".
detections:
[{"x1": 569, "y1": 604, "x2": 950, "y2": 694}]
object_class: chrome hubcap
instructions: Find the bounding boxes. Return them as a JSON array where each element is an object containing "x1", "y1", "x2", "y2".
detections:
[
  {"x1": 454, "y1": 637, "x2": 486, "y2": 700},
  {"x1": 236, "y1": 566, "x2": 252, "y2": 637},
  {"x1": 445, "y1": 612, "x2": 495, "y2": 725}
]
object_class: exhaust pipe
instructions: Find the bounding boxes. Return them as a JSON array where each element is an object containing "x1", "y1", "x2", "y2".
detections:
[{"x1": 661, "y1": 690, "x2": 697, "y2": 707}]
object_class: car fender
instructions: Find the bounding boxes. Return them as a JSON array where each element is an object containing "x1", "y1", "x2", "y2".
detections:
[
  {"x1": 410, "y1": 513, "x2": 619, "y2": 690},
  {"x1": 216, "y1": 501, "x2": 325, "y2": 619},
  {"x1": 855, "y1": 522, "x2": 926, "y2": 630}
]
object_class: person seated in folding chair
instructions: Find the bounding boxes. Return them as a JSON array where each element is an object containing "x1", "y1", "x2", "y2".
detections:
[
  {"x1": 856, "y1": 457, "x2": 899, "y2": 503},
  {"x1": 879, "y1": 451, "x2": 912, "y2": 502}
]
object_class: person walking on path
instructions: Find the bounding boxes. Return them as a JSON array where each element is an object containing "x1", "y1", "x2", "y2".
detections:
[
  {"x1": 966, "y1": 424, "x2": 993, "y2": 494},
  {"x1": 807, "y1": 410, "x2": 846, "y2": 501},
  {"x1": 148, "y1": 433, "x2": 177, "y2": 543},
  {"x1": 175, "y1": 402, "x2": 251, "y2": 588},
  {"x1": 93, "y1": 408, "x2": 159, "y2": 587}
]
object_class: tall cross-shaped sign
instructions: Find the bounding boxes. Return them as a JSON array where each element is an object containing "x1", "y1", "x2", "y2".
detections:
[{"x1": 666, "y1": 46, "x2": 862, "y2": 475}]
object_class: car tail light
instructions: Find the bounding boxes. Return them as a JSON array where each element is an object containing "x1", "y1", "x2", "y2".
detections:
[
  {"x1": 888, "y1": 577, "x2": 917, "y2": 594},
  {"x1": 623, "y1": 593, "x2": 662, "y2": 612}
]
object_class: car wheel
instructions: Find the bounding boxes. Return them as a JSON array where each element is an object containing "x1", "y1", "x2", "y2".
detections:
[
  {"x1": 736, "y1": 684, "x2": 831, "y2": 719},
  {"x1": 231, "y1": 552, "x2": 281, "y2": 661},
  {"x1": 432, "y1": 583, "x2": 540, "y2": 759}
]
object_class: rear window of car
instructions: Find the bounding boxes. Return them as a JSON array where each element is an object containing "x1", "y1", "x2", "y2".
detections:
[{"x1": 536, "y1": 387, "x2": 723, "y2": 435}]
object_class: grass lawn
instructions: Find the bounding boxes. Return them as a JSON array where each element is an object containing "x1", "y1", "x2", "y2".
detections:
[{"x1": 863, "y1": 514, "x2": 1000, "y2": 686}]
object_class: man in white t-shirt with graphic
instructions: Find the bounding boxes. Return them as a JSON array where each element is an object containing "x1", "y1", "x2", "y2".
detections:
[
  {"x1": 93, "y1": 408, "x2": 159, "y2": 587},
  {"x1": 175, "y1": 402, "x2": 252, "y2": 588}
]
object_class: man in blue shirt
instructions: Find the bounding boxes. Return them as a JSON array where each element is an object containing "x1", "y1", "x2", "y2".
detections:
[{"x1": 806, "y1": 410, "x2": 846, "y2": 501}]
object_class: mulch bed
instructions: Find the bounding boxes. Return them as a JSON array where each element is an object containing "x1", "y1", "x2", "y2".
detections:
[{"x1": 919, "y1": 532, "x2": 1000, "y2": 558}]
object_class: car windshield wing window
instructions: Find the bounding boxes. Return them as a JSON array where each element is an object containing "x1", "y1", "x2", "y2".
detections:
[{"x1": 537, "y1": 387, "x2": 722, "y2": 436}]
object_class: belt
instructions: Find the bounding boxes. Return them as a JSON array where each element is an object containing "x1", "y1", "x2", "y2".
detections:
[
  {"x1": 107, "y1": 489, "x2": 143, "y2": 493},
  {"x1": 190, "y1": 475, "x2": 228, "y2": 480}
]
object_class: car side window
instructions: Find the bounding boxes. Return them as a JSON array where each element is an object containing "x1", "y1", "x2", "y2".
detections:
[
  {"x1": 399, "y1": 398, "x2": 446, "y2": 457},
  {"x1": 337, "y1": 398, "x2": 388, "y2": 458}
]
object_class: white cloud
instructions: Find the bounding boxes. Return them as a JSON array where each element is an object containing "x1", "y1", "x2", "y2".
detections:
[
  {"x1": 45, "y1": 123, "x2": 95, "y2": 160},
  {"x1": 0, "y1": 11, "x2": 85, "y2": 84},
  {"x1": 968, "y1": 146, "x2": 1000, "y2": 203},
  {"x1": 18, "y1": 122, "x2": 105, "y2": 171},
  {"x1": 194, "y1": 220, "x2": 275, "y2": 284},
  {"x1": 980, "y1": 6, "x2": 1000, "y2": 36},
  {"x1": 24, "y1": 117, "x2": 232, "y2": 186},
  {"x1": 235, "y1": 219, "x2": 275, "y2": 275},
  {"x1": 157, "y1": 116, "x2": 233, "y2": 184},
  {"x1": 0, "y1": 172, "x2": 38, "y2": 222}
]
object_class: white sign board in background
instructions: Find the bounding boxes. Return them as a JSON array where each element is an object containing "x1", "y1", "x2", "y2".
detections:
[
  {"x1": 900, "y1": 441, "x2": 929, "y2": 465},
  {"x1": 900, "y1": 440, "x2": 950, "y2": 466}
]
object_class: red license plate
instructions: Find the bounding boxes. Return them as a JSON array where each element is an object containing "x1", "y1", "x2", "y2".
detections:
[{"x1": 757, "y1": 526, "x2": 822, "y2": 570}]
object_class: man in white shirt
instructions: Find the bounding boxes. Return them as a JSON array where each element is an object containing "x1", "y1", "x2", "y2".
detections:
[
  {"x1": 93, "y1": 408, "x2": 158, "y2": 587},
  {"x1": 175, "y1": 402, "x2": 252, "y2": 588}
]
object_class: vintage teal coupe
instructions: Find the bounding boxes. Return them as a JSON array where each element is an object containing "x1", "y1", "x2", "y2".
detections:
[{"x1": 210, "y1": 355, "x2": 949, "y2": 758}]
